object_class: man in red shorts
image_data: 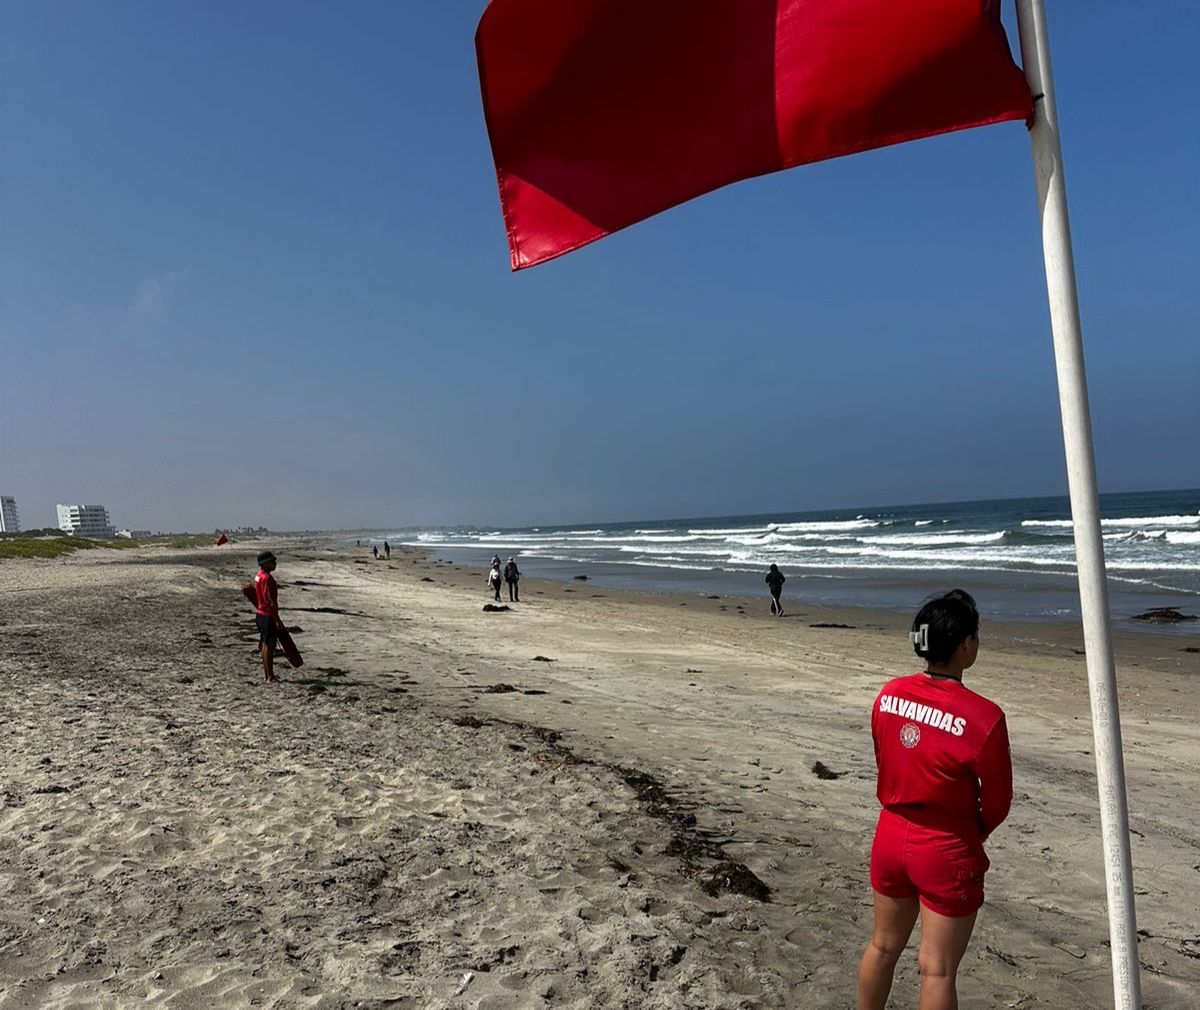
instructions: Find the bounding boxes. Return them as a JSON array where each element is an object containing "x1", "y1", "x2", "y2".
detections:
[
  {"x1": 858, "y1": 589, "x2": 1011, "y2": 1010},
  {"x1": 254, "y1": 550, "x2": 284, "y2": 685}
]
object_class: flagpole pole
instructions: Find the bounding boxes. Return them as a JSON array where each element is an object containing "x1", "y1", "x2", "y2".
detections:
[{"x1": 1013, "y1": 3, "x2": 1142, "y2": 1008}]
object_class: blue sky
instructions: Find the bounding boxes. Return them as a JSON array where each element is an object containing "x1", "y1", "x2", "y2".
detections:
[{"x1": 2, "y1": 2, "x2": 1196, "y2": 532}]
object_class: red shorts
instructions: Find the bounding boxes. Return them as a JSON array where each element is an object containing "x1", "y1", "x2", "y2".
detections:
[{"x1": 869, "y1": 807, "x2": 989, "y2": 917}]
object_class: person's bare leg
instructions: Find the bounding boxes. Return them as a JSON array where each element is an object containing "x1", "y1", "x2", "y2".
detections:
[
  {"x1": 858, "y1": 891, "x2": 919, "y2": 1010},
  {"x1": 916, "y1": 906, "x2": 977, "y2": 1010},
  {"x1": 261, "y1": 640, "x2": 277, "y2": 684}
]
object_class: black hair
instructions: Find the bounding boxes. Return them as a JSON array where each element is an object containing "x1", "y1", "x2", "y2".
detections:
[{"x1": 911, "y1": 589, "x2": 979, "y2": 664}]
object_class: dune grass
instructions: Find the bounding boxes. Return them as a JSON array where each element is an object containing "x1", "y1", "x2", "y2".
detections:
[
  {"x1": 0, "y1": 534, "x2": 214, "y2": 560},
  {"x1": 157, "y1": 536, "x2": 214, "y2": 548},
  {"x1": 0, "y1": 537, "x2": 97, "y2": 559}
]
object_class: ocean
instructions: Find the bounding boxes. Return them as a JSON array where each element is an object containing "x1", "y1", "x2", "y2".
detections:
[{"x1": 397, "y1": 488, "x2": 1200, "y2": 632}]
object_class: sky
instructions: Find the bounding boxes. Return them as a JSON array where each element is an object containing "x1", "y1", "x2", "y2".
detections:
[{"x1": 2, "y1": 1, "x2": 1196, "y2": 532}]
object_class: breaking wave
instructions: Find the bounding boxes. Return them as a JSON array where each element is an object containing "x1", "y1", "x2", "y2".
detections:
[{"x1": 404, "y1": 493, "x2": 1200, "y2": 592}]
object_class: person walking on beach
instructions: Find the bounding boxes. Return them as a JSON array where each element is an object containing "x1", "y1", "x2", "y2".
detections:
[
  {"x1": 765, "y1": 563, "x2": 786, "y2": 616},
  {"x1": 503, "y1": 556, "x2": 521, "y2": 601},
  {"x1": 858, "y1": 589, "x2": 1011, "y2": 1010},
  {"x1": 372, "y1": 545, "x2": 379, "y2": 559},
  {"x1": 253, "y1": 550, "x2": 284, "y2": 685},
  {"x1": 488, "y1": 559, "x2": 503, "y2": 602},
  {"x1": 383, "y1": 540, "x2": 391, "y2": 560}
]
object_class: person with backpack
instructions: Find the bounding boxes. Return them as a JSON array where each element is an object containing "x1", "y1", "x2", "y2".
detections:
[
  {"x1": 503, "y1": 556, "x2": 521, "y2": 601},
  {"x1": 765, "y1": 563, "x2": 786, "y2": 616}
]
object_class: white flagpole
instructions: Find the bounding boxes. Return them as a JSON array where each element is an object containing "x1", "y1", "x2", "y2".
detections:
[{"x1": 1013, "y1": 3, "x2": 1142, "y2": 1008}]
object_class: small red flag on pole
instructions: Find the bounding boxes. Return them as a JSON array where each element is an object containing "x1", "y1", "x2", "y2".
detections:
[
  {"x1": 477, "y1": 0, "x2": 1031, "y2": 269},
  {"x1": 214, "y1": 533, "x2": 229, "y2": 546}
]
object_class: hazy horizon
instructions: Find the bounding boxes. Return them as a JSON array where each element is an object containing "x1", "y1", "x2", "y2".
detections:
[
  {"x1": 3, "y1": 3, "x2": 1197, "y2": 533},
  {"x1": 8, "y1": 484, "x2": 1191, "y2": 539}
]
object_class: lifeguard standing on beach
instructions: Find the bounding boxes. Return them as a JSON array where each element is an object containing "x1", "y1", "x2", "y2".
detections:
[
  {"x1": 253, "y1": 550, "x2": 284, "y2": 686},
  {"x1": 858, "y1": 589, "x2": 1011, "y2": 1010}
]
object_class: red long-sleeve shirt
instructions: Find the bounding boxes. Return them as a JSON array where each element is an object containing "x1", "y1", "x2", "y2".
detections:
[
  {"x1": 871, "y1": 673, "x2": 1012, "y2": 839},
  {"x1": 254, "y1": 569, "x2": 279, "y2": 618}
]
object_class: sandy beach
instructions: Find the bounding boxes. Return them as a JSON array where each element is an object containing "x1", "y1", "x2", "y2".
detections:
[{"x1": 0, "y1": 540, "x2": 1196, "y2": 1009}]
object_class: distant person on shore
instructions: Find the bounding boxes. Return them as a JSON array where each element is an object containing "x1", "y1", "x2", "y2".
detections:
[
  {"x1": 488, "y1": 559, "x2": 503, "y2": 602},
  {"x1": 372, "y1": 545, "x2": 379, "y2": 559},
  {"x1": 858, "y1": 589, "x2": 1011, "y2": 1010},
  {"x1": 765, "y1": 564, "x2": 786, "y2": 616},
  {"x1": 503, "y1": 556, "x2": 521, "y2": 601},
  {"x1": 384, "y1": 541, "x2": 391, "y2": 560},
  {"x1": 253, "y1": 550, "x2": 284, "y2": 685},
  {"x1": 356, "y1": 539, "x2": 361, "y2": 547}
]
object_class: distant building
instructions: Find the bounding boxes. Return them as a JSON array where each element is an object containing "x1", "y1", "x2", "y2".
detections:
[
  {"x1": 56, "y1": 504, "x2": 114, "y2": 538},
  {"x1": 116, "y1": 529, "x2": 152, "y2": 539},
  {"x1": 0, "y1": 496, "x2": 18, "y2": 533}
]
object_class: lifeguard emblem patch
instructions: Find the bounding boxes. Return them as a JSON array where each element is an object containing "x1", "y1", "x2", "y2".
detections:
[{"x1": 900, "y1": 722, "x2": 921, "y2": 749}]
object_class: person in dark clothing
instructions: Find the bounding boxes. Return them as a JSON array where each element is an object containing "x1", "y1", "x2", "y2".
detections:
[
  {"x1": 765, "y1": 564, "x2": 786, "y2": 616},
  {"x1": 383, "y1": 541, "x2": 391, "y2": 560},
  {"x1": 503, "y1": 556, "x2": 521, "y2": 601},
  {"x1": 372, "y1": 545, "x2": 379, "y2": 559}
]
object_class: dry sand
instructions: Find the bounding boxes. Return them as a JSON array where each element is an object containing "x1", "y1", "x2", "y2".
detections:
[{"x1": 0, "y1": 540, "x2": 1196, "y2": 1009}]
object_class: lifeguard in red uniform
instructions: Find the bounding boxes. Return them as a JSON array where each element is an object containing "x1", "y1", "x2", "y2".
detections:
[
  {"x1": 858, "y1": 589, "x2": 1011, "y2": 1010},
  {"x1": 253, "y1": 550, "x2": 283, "y2": 685}
]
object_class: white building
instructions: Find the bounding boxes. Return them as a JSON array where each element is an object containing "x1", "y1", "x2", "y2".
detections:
[
  {"x1": 0, "y1": 496, "x2": 19, "y2": 533},
  {"x1": 57, "y1": 504, "x2": 114, "y2": 538}
]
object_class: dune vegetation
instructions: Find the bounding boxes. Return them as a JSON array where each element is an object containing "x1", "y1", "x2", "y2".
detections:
[{"x1": 0, "y1": 535, "x2": 212, "y2": 560}]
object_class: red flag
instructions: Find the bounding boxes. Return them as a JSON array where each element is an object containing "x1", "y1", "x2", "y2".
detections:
[
  {"x1": 477, "y1": 0, "x2": 1031, "y2": 269},
  {"x1": 215, "y1": 533, "x2": 229, "y2": 546}
]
